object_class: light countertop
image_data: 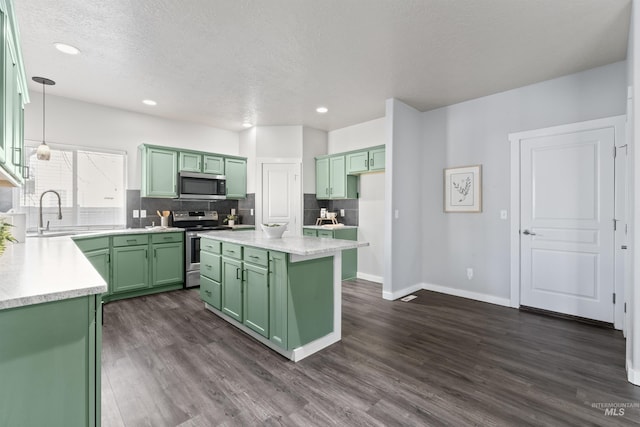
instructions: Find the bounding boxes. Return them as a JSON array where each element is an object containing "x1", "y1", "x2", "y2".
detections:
[
  {"x1": 198, "y1": 230, "x2": 368, "y2": 256},
  {"x1": 303, "y1": 225, "x2": 358, "y2": 230},
  {"x1": 0, "y1": 237, "x2": 107, "y2": 310}
]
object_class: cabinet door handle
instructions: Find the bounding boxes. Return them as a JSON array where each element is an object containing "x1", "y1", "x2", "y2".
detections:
[
  {"x1": 236, "y1": 267, "x2": 240, "y2": 279},
  {"x1": 365, "y1": 159, "x2": 368, "y2": 168},
  {"x1": 371, "y1": 158, "x2": 374, "y2": 167},
  {"x1": 154, "y1": 248, "x2": 157, "y2": 258},
  {"x1": 242, "y1": 269, "x2": 247, "y2": 281},
  {"x1": 22, "y1": 165, "x2": 29, "y2": 179},
  {"x1": 204, "y1": 162, "x2": 207, "y2": 170},
  {"x1": 145, "y1": 249, "x2": 148, "y2": 258}
]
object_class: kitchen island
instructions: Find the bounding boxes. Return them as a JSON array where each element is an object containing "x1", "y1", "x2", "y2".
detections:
[
  {"x1": 198, "y1": 230, "x2": 368, "y2": 361},
  {"x1": 0, "y1": 236, "x2": 107, "y2": 427}
]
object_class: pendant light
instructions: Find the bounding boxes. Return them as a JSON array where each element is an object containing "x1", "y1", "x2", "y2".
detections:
[{"x1": 32, "y1": 76, "x2": 56, "y2": 161}]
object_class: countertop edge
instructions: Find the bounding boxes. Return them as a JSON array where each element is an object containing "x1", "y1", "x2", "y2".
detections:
[{"x1": 0, "y1": 283, "x2": 107, "y2": 310}]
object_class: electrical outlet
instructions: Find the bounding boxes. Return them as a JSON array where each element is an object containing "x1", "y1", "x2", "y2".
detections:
[
  {"x1": 394, "y1": 209, "x2": 399, "y2": 219},
  {"x1": 500, "y1": 210, "x2": 508, "y2": 220},
  {"x1": 467, "y1": 268, "x2": 473, "y2": 280},
  {"x1": 340, "y1": 209, "x2": 345, "y2": 217},
  {"x1": 140, "y1": 210, "x2": 147, "y2": 218},
  {"x1": 133, "y1": 210, "x2": 139, "y2": 218},
  {"x1": 250, "y1": 209, "x2": 254, "y2": 216}
]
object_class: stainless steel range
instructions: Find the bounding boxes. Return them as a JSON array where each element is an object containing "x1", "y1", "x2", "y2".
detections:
[{"x1": 172, "y1": 211, "x2": 230, "y2": 288}]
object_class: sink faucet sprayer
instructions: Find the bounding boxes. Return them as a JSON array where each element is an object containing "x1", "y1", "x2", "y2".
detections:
[{"x1": 38, "y1": 190, "x2": 63, "y2": 234}]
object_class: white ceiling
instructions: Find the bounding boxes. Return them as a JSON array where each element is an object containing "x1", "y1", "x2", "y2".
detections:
[{"x1": 14, "y1": 0, "x2": 631, "y2": 132}]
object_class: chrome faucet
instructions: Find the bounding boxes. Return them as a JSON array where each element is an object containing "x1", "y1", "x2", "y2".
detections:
[{"x1": 38, "y1": 190, "x2": 63, "y2": 234}]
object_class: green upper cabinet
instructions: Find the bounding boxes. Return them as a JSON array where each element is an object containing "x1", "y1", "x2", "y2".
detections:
[
  {"x1": 203, "y1": 154, "x2": 224, "y2": 174},
  {"x1": 316, "y1": 155, "x2": 357, "y2": 200},
  {"x1": 368, "y1": 147, "x2": 385, "y2": 171},
  {"x1": 179, "y1": 151, "x2": 225, "y2": 175},
  {"x1": 316, "y1": 157, "x2": 330, "y2": 199},
  {"x1": 178, "y1": 151, "x2": 201, "y2": 172},
  {"x1": 141, "y1": 146, "x2": 178, "y2": 198},
  {"x1": 0, "y1": 0, "x2": 28, "y2": 187},
  {"x1": 346, "y1": 151, "x2": 369, "y2": 174},
  {"x1": 345, "y1": 146, "x2": 385, "y2": 174},
  {"x1": 225, "y1": 157, "x2": 247, "y2": 199}
]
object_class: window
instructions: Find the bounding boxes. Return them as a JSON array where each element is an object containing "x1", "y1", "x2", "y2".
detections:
[{"x1": 15, "y1": 141, "x2": 126, "y2": 231}]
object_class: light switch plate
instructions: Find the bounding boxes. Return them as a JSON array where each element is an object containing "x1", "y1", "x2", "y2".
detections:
[
  {"x1": 140, "y1": 210, "x2": 147, "y2": 218},
  {"x1": 500, "y1": 210, "x2": 508, "y2": 220},
  {"x1": 133, "y1": 210, "x2": 139, "y2": 218},
  {"x1": 340, "y1": 209, "x2": 345, "y2": 217}
]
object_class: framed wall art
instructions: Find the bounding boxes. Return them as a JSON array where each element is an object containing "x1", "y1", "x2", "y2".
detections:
[{"x1": 444, "y1": 165, "x2": 482, "y2": 213}]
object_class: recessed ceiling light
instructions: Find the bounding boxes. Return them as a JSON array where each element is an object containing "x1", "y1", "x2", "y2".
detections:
[
  {"x1": 242, "y1": 122, "x2": 253, "y2": 128},
  {"x1": 142, "y1": 99, "x2": 157, "y2": 106},
  {"x1": 316, "y1": 106, "x2": 328, "y2": 114},
  {"x1": 54, "y1": 43, "x2": 80, "y2": 55}
]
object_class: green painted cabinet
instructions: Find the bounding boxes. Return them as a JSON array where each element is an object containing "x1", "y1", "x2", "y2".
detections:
[
  {"x1": 225, "y1": 157, "x2": 247, "y2": 199},
  {"x1": 0, "y1": 0, "x2": 28, "y2": 186},
  {"x1": 179, "y1": 151, "x2": 225, "y2": 175},
  {"x1": 112, "y1": 245, "x2": 148, "y2": 293},
  {"x1": 368, "y1": 147, "x2": 385, "y2": 171},
  {"x1": 243, "y1": 262, "x2": 269, "y2": 338},
  {"x1": 74, "y1": 232, "x2": 184, "y2": 303},
  {"x1": 316, "y1": 157, "x2": 330, "y2": 198},
  {"x1": 0, "y1": 295, "x2": 101, "y2": 427},
  {"x1": 304, "y1": 227, "x2": 358, "y2": 280},
  {"x1": 316, "y1": 155, "x2": 357, "y2": 200},
  {"x1": 268, "y1": 251, "x2": 288, "y2": 349},
  {"x1": 141, "y1": 146, "x2": 178, "y2": 197},
  {"x1": 200, "y1": 275, "x2": 221, "y2": 309},
  {"x1": 222, "y1": 257, "x2": 243, "y2": 321},
  {"x1": 345, "y1": 146, "x2": 386, "y2": 174},
  {"x1": 200, "y1": 237, "x2": 335, "y2": 354},
  {"x1": 152, "y1": 242, "x2": 183, "y2": 287}
]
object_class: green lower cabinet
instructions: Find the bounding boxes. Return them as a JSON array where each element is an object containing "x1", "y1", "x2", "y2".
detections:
[
  {"x1": 0, "y1": 295, "x2": 101, "y2": 427},
  {"x1": 152, "y1": 242, "x2": 183, "y2": 286},
  {"x1": 84, "y1": 248, "x2": 110, "y2": 282},
  {"x1": 201, "y1": 251, "x2": 221, "y2": 282},
  {"x1": 200, "y1": 275, "x2": 221, "y2": 309},
  {"x1": 268, "y1": 251, "x2": 288, "y2": 349},
  {"x1": 303, "y1": 227, "x2": 358, "y2": 280},
  {"x1": 243, "y1": 262, "x2": 269, "y2": 338},
  {"x1": 222, "y1": 257, "x2": 243, "y2": 321},
  {"x1": 112, "y1": 245, "x2": 148, "y2": 292}
]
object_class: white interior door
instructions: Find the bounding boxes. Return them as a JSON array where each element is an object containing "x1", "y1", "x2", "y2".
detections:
[
  {"x1": 261, "y1": 163, "x2": 300, "y2": 235},
  {"x1": 520, "y1": 127, "x2": 615, "y2": 323}
]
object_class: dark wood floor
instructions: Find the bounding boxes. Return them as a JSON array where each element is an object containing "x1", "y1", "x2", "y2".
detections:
[{"x1": 102, "y1": 280, "x2": 640, "y2": 426}]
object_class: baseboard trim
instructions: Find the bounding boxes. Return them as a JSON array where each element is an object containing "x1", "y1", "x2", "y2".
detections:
[
  {"x1": 357, "y1": 272, "x2": 383, "y2": 283},
  {"x1": 627, "y1": 360, "x2": 640, "y2": 386},
  {"x1": 382, "y1": 283, "x2": 423, "y2": 301},
  {"x1": 421, "y1": 283, "x2": 511, "y2": 307}
]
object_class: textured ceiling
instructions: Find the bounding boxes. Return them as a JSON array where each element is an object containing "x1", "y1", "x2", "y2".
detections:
[{"x1": 14, "y1": 0, "x2": 631, "y2": 132}]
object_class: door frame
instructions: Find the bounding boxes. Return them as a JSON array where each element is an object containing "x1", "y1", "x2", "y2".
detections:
[
  {"x1": 255, "y1": 158, "x2": 302, "y2": 236},
  {"x1": 509, "y1": 115, "x2": 626, "y2": 330}
]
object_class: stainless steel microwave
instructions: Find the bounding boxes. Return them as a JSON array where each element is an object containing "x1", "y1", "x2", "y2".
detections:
[{"x1": 178, "y1": 172, "x2": 226, "y2": 200}]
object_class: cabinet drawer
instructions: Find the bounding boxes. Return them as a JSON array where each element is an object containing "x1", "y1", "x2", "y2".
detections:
[
  {"x1": 222, "y1": 242, "x2": 242, "y2": 259},
  {"x1": 113, "y1": 234, "x2": 149, "y2": 247},
  {"x1": 74, "y1": 236, "x2": 109, "y2": 253},
  {"x1": 317, "y1": 230, "x2": 334, "y2": 239},
  {"x1": 303, "y1": 229, "x2": 317, "y2": 237},
  {"x1": 201, "y1": 239, "x2": 221, "y2": 254},
  {"x1": 151, "y1": 232, "x2": 183, "y2": 244},
  {"x1": 200, "y1": 275, "x2": 221, "y2": 310},
  {"x1": 244, "y1": 246, "x2": 268, "y2": 267},
  {"x1": 201, "y1": 251, "x2": 221, "y2": 282}
]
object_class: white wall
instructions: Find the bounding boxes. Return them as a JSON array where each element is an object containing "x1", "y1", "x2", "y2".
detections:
[
  {"x1": 419, "y1": 61, "x2": 628, "y2": 302},
  {"x1": 255, "y1": 126, "x2": 302, "y2": 158},
  {"x1": 24, "y1": 94, "x2": 239, "y2": 189},
  {"x1": 302, "y1": 127, "x2": 328, "y2": 194},
  {"x1": 328, "y1": 117, "x2": 386, "y2": 281},
  {"x1": 385, "y1": 99, "x2": 424, "y2": 299},
  {"x1": 239, "y1": 127, "x2": 257, "y2": 193}
]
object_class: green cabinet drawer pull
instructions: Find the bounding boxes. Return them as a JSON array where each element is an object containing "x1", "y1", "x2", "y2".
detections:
[
  {"x1": 127, "y1": 239, "x2": 136, "y2": 243},
  {"x1": 227, "y1": 249, "x2": 235, "y2": 253},
  {"x1": 249, "y1": 255, "x2": 259, "y2": 259},
  {"x1": 205, "y1": 290, "x2": 212, "y2": 296},
  {"x1": 205, "y1": 264, "x2": 211, "y2": 270}
]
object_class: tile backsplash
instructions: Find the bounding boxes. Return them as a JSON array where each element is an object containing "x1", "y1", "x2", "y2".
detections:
[
  {"x1": 303, "y1": 193, "x2": 358, "y2": 226},
  {"x1": 126, "y1": 190, "x2": 256, "y2": 228}
]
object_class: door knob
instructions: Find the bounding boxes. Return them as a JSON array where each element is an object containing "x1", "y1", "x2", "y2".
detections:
[{"x1": 522, "y1": 230, "x2": 536, "y2": 236}]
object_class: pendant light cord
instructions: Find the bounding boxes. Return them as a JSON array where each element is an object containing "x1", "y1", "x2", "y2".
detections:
[{"x1": 42, "y1": 82, "x2": 46, "y2": 144}]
